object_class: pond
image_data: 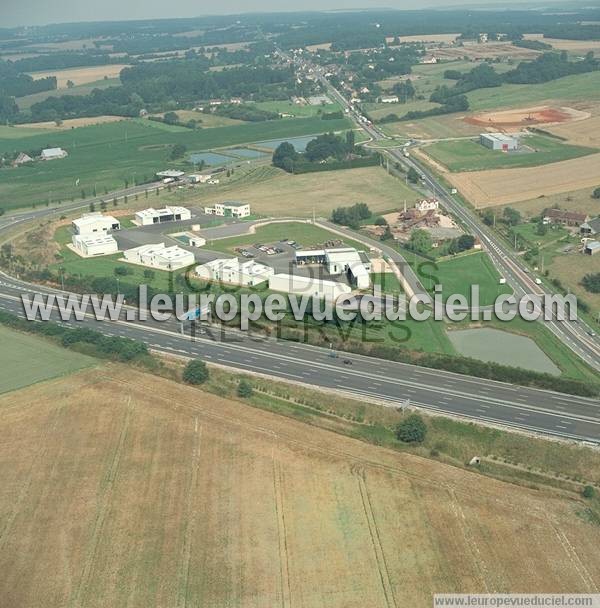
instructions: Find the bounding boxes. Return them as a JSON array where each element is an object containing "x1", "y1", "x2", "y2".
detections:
[
  {"x1": 254, "y1": 135, "x2": 316, "y2": 152},
  {"x1": 188, "y1": 152, "x2": 235, "y2": 166},
  {"x1": 448, "y1": 327, "x2": 561, "y2": 376},
  {"x1": 226, "y1": 148, "x2": 267, "y2": 159}
]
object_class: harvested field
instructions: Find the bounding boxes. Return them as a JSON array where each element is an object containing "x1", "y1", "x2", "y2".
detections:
[
  {"x1": 27, "y1": 64, "x2": 129, "y2": 88},
  {"x1": 432, "y1": 42, "x2": 540, "y2": 61},
  {"x1": 546, "y1": 114, "x2": 600, "y2": 148},
  {"x1": 1, "y1": 365, "x2": 599, "y2": 608},
  {"x1": 16, "y1": 115, "x2": 125, "y2": 130},
  {"x1": 465, "y1": 105, "x2": 589, "y2": 131},
  {"x1": 524, "y1": 34, "x2": 600, "y2": 54},
  {"x1": 508, "y1": 186, "x2": 600, "y2": 218},
  {"x1": 447, "y1": 153, "x2": 600, "y2": 207},
  {"x1": 187, "y1": 165, "x2": 416, "y2": 217}
]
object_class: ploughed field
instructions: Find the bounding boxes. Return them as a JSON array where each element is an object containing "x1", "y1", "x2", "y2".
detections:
[{"x1": 1, "y1": 366, "x2": 599, "y2": 608}]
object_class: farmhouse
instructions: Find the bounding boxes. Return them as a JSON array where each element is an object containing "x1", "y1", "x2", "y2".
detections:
[
  {"x1": 415, "y1": 198, "x2": 439, "y2": 213},
  {"x1": 584, "y1": 240, "x2": 600, "y2": 255},
  {"x1": 40, "y1": 147, "x2": 68, "y2": 161},
  {"x1": 135, "y1": 206, "x2": 191, "y2": 226},
  {"x1": 123, "y1": 243, "x2": 195, "y2": 271},
  {"x1": 580, "y1": 217, "x2": 600, "y2": 236},
  {"x1": 72, "y1": 212, "x2": 120, "y2": 236},
  {"x1": 196, "y1": 258, "x2": 274, "y2": 286},
  {"x1": 480, "y1": 133, "x2": 518, "y2": 151},
  {"x1": 544, "y1": 208, "x2": 589, "y2": 227},
  {"x1": 269, "y1": 273, "x2": 352, "y2": 301},
  {"x1": 295, "y1": 247, "x2": 372, "y2": 289},
  {"x1": 204, "y1": 201, "x2": 251, "y2": 219},
  {"x1": 71, "y1": 234, "x2": 118, "y2": 257}
]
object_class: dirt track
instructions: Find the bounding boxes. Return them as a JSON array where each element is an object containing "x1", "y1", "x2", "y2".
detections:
[{"x1": 0, "y1": 366, "x2": 599, "y2": 607}]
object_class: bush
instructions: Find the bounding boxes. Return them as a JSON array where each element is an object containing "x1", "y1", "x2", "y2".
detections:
[
  {"x1": 237, "y1": 378, "x2": 254, "y2": 398},
  {"x1": 593, "y1": 187, "x2": 600, "y2": 199},
  {"x1": 183, "y1": 359, "x2": 209, "y2": 385},
  {"x1": 395, "y1": 414, "x2": 427, "y2": 443},
  {"x1": 114, "y1": 266, "x2": 134, "y2": 276},
  {"x1": 583, "y1": 485, "x2": 596, "y2": 499}
]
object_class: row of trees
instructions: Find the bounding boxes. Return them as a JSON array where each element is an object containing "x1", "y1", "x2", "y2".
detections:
[{"x1": 331, "y1": 202, "x2": 371, "y2": 229}]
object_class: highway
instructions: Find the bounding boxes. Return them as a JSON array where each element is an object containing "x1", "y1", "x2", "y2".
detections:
[
  {"x1": 1, "y1": 274, "x2": 600, "y2": 443},
  {"x1": 307, "y1": 57, "x2": 600, "y2": 372}
]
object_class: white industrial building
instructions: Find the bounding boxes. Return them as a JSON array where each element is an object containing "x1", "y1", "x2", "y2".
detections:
[
  {"x1": 134, "y1": 206, "x2": 191, "y2": 226},
  {"x1": 269, "y1": 273, "x2": 351, "y2": 301},
  {"x1": 196, "y1": 258, "x2": 274, "y2": 286},
  {"x1": 156, "y1": 170, "x2": 185, "y2": 181},
  {"x1": 40, "y1": 147, "x2": 68, "y2": 161},
  {"x1": 71, "y1": 234, "x2": 118, "y2": 257},
  {"x1": 204, "y1": 201, "x2": 251, "y2": 218},
  {"x1": 295, "y1": 247, "x2": 372, "y2": 289},
  {"x1": 480, "y1": 133, "x2": 518, "y2": 151},
  {"x1": 380, "y1": 95, "x2": 399, "y2": 104},
  {"x1": 123, "y1": 243, "x2": 195, "y2": 270},
  {"x1": 72, "y1": 212, "x2": 121, "y2": 236}
]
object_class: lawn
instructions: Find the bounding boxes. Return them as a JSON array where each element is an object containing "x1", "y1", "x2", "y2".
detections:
[
  {"x1": 0, "y1": 115, "x2": 351, "y2": 211},
  {"x1": 371, "y1": 271, "x2": 404, "y2": 294},
  {"x1": 512, "y1": 222, "x2": 569, "y2": 248},
  {"x1": 204, "y1": 221, "x2": 367, "y2": 254},
  {"x1": 416, "y1": 251, "x2": 513, "y2": 306},
  {"x1": 425, "y1": 134, "x2": 596, "y2": 172},
  {"x1": 0, "y1": 326, "x2": 94, "y2": 394}
]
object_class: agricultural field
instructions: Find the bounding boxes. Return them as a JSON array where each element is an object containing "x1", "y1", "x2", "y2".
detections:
[
  {"x1": 26, "y1": 64, "x2": 129, "y2": 88},
  {"x1": 548, "y1": 252, "x2": 600, "y2": 312},
  {"x1": 0, "y1": 115, "x2": 351, "y2": 211},
  {"x1": 546, "y1": 113, "x2": 600, "y2": 147},
  {"x1": 179, "y1": 165, "x2": 418, "y2": 219},
  {"x1": 523, "y1": 33, "x2": 600, "y2": 54},
  {"x1": 507, "y1": 186, "x2": 600, "y2": 218},
  {"x1": 253, "y1": 99, "x2": 341, "y2": 117},
  {"x1": 467, "y1": 70, "x2": 600, "y2": 112},
  {"x1": 1, "y1": 365, "x2": 599, "y2": 608},
  {"x1": 15, "y1": 78, "x2": 121, "y2": 110},
  {"x1": 386, "y1": 33, "x2": 460, "y2": 44},
  {"x1": 0, "y1": 326, "x2": 95, "y2": 394},
  {"x1": 168, "y1": 110, "x2": 244, "y2": 128},
  {"x1": 424, "y1": 135, "x2": 596, "y2": 172},
  {"x1": 416, "y1": 251, "x2": 512, "y2": 306},
  {"x1": 447, "y1": 152, "x2": 600, "y2": 208},
  {"x1": 16, "y1": 115, "x2": 126, "y2": 130}
]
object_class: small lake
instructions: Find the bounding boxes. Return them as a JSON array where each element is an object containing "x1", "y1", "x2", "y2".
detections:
[
  {"x1": 226, "y1": 148, "x2": 267, "y2": 159},
  {"x1": 254, "y1": 135, "x2": 316, "y2": 152},
  {"x1": 448, "y1": 327, "x2": 561, "y2": 376},
  {"x1": 188, "y1": 152, "x2": 235, "y2": 166}
]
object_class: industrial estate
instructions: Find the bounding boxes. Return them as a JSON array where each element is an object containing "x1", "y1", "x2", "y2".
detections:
[{"x1": 0, "y1": 6, "x2": 600, "y2": 608}]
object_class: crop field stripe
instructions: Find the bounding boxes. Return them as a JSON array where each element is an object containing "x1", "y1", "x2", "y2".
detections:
[
  {"x1": 0, "y1": 402, "x2": 67, "y2": 551},
  {"x1": 272, "y1": 453, "x2": 292, "y2": 608},
  {"x1": 69, "y1": 396, "x2": 134, "y2": 608},
  {"x1": 177, "y1": 419, "x2": 203, "y2": 608},
  {"x1": 355, "y1": 467, "x2": 397, "y2": 608}
]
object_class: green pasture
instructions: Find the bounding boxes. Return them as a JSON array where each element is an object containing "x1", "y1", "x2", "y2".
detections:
[{"x1": 425, "y1": 134, "x2": 596, "y2": 172}]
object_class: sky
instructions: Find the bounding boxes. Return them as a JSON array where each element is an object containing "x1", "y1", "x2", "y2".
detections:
[{"x1": 2, "y1": 0, "x2": 531, "y2": 28}]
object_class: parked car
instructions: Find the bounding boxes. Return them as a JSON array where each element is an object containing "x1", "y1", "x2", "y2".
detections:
[{"x1": 267, "y1": 248, "x2": 276, "y2": 255}]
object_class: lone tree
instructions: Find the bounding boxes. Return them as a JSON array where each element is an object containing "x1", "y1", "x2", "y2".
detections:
[
  {"x1": 407, "y1": 167, "x2": 420, "y2": 184},
  {"x1": 237, "y1": 379, "x2": 254, "y2": 398},
  {"x1": 183, "y1": 360, "x2": 209, "y2": 385},
  {"x1": 592, "y1": 186, "x2": 600, "y2": 199},
  {"x1": 395, "y1": 414, "x2": 427, "y2": 443}
]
